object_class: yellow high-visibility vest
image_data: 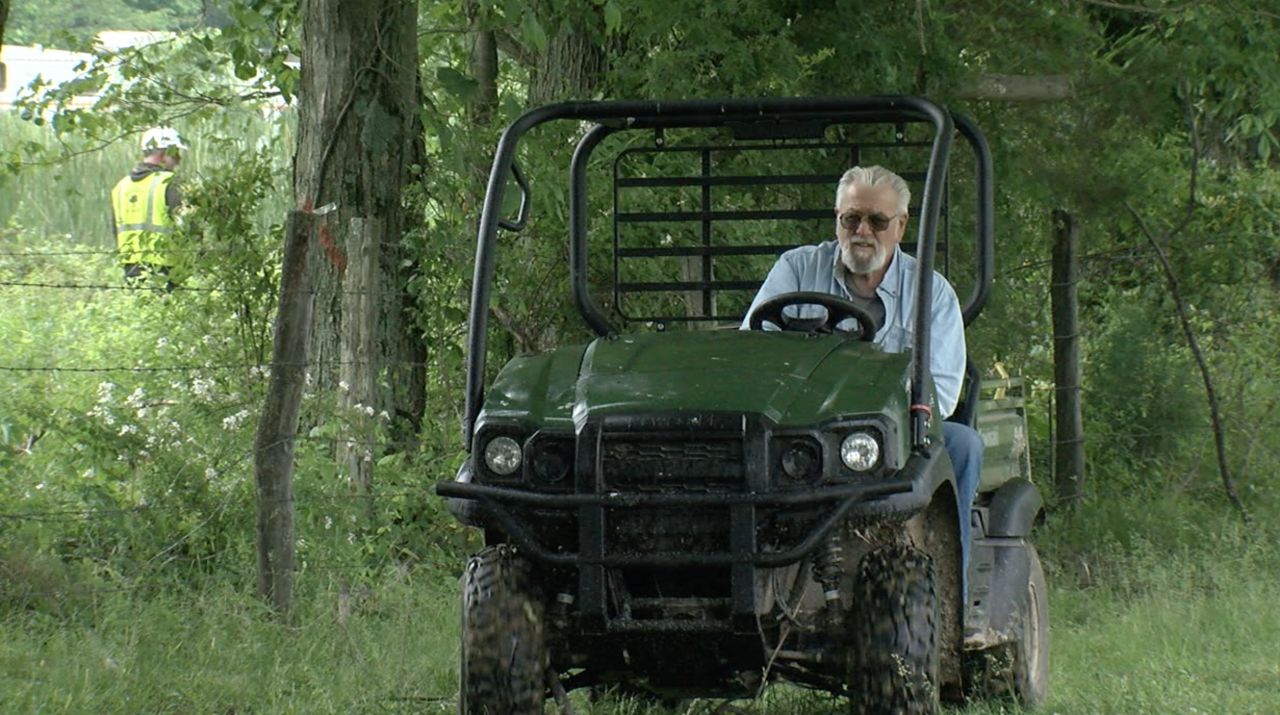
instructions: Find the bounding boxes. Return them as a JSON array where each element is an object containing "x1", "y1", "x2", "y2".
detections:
[{"x1": 111, "y1": 171, "x2": 179, "y2": 268}]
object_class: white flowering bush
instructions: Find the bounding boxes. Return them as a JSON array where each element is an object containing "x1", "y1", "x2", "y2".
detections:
[{"x1": 0, "y1": 253, "x2": 264, "y2": 571}]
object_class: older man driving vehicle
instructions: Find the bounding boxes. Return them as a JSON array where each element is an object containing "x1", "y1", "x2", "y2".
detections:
[{"x1": 742, "y1": 164, "x2": 983, "y2": 582}]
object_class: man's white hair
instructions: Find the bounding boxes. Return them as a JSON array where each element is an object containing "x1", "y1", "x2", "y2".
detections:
[{"x1": 835, "y1": 165, "x2": 910, "y2": 216}]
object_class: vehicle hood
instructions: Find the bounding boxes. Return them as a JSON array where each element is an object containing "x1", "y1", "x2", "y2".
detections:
[{"x1": 478, "y1": 330, "x2": 913, "y2": 431}]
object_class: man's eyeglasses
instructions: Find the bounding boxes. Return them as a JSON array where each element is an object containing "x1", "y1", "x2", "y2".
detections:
[{"x1": 838, "y1": 211, "x2": 900, "y2": 232}]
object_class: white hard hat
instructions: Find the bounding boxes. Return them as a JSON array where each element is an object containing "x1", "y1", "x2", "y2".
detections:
[{"x1": 141, "y1": 126, "x2": 189, "y2": 153}]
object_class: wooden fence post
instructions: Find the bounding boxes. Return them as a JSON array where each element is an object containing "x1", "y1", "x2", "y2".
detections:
[
  {"x1": 1051, "y1": 209, "x2": 1086, "y2": 504},
  {"x1": 252, "y1": 208, "x2": 317, "y2": 616}
]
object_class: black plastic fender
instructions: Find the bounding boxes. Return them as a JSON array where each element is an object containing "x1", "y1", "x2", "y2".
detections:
[
  {"x1": 985, "y1": 478, "x2": 1042, "y2": 537},
  {"x1": 982, "y1": 539, "x2": 1032, "y2": 639},
  {"x1": 965, "y1": 479, "x2": 1044, "y2": 642}
]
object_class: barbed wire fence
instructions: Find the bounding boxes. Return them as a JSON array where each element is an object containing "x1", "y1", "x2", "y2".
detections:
[
  {"x1": 2, "y1": 426, "x2": 469, "y2": 605},
  {"x1": 0, "y1": 244, "x2": 473, "y2": 605},
  {"x1": 4, "y1": 247, "x2": 1278, "y2": 606}
]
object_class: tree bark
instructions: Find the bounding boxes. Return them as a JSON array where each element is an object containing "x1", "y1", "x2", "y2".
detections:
[
  {"x1": 527, "y1": 8, "x2": 607, "y2": 103},
  {"x1": 339, "y1": 217, "x2": 380, "y2": 494},
  {"x1": 1051, "y1": 210, "x2": 1086, "y2": 504},
  {"x1": 468, "y1": 17, "x2": 499, "y2": 124},
  {"x1": 294, "y1": 0, "x2": 425, "y2": 466},
  {"x1": 466, "y1": 1, "x2": 500, "y2": 190}
]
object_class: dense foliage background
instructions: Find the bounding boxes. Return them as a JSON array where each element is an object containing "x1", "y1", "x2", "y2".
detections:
[{"x1": 2, "y1": 0, "x2": 1280, "y2": 712}]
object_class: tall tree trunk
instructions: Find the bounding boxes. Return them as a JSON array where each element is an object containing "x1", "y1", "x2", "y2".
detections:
[
  {"x1": 388, "y1": 79, "x2": 429, "y2": 450},
  {"x1": 527, "y1": 6, "x2": 607, "y2": 103},
  {"x1": 466, "y1": 3, "x2": 500, "y2": 200},
  {"x1": 467, "y1": 0, "x2": 499, "y2": 126},
  {"x1": 294, "y1": 0, "x2": 425, "y2": 481}
]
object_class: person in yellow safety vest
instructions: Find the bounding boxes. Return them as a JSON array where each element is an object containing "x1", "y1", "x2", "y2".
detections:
[{"x1": 111, "y1": 126, "x2": 190, "y2": 287}]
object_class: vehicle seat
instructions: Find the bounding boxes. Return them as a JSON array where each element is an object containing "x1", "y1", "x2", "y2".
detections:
[{"x1": 945, "y1": 359, "x2": 982, "y2": 428}]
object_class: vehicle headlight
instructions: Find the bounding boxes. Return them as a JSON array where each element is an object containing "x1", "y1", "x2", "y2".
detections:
[
  {"x1": 483, "y1": 436, "x2": 523, "y2": 476},
  {"x1": 840, "y1": 432, "x2": 880, "y2": 472},
  {"x1": 780, "y1": 438, "x2": 822, "y2": 483},
  {"x1": 530, "y1": 439, "x2": 573, "y2": 486}
]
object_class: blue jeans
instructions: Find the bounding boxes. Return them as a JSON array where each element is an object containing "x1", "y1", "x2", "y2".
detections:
[{"x1": 942, "y1": 421, "x2": 982, "y2": 599}]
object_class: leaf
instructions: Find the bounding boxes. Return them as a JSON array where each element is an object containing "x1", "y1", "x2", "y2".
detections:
[
  {"x1": 435, "y1": 67, "x2": 479, "y2": 103},
  {"x1": 522, "y1": 12, "x2": 549, "y2": 54},
  {"x1": 377, "y1": 453, "x2": 402, "y2": 467},
  {"x1": 605, "y1": 0, "x2": 622, "y2": 35}
]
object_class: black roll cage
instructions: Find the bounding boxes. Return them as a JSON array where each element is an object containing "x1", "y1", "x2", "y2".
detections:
[{"x1": 463, "y1": 96, "x2": 993, "y2": 453}]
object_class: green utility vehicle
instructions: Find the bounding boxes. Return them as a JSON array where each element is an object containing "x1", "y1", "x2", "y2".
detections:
[{"x1": 438, "y1": 96, "x2": 1048, "y2": 715}]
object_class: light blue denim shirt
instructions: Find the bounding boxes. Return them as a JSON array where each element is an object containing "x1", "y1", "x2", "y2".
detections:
[{"x1": 740, "y1": 240, "x2": 966, "y2": 418}]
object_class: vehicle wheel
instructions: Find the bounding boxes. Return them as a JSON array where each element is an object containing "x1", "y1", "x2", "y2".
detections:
[
  {"x1": 966, "y1": 547, "x2": 1049, "y2": 708},
  {"x1": 848, "y1": 545, "x2": 940, "y2": 715},
  {"x1": 459, "y1": 545, "x2": 547, "y2": 715}
]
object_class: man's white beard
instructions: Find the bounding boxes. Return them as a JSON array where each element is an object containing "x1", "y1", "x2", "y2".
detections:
[{"x1": 841, "y1": 241, "x2": 889, "y2": 275}]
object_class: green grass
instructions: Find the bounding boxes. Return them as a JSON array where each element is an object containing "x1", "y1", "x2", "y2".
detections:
[
  {"x1": 0, "y1": 573, "x2": 462, "y2": 715},
  {"x1": 1047, "y1": 578, "x2": 1280, "y2": 715},
  {"x1": 1026, "y1": 493, "x2": 1280, "y2": 715},
  {"x1": 4, "y1": 498, "x2": 1280, "y2": 715}
]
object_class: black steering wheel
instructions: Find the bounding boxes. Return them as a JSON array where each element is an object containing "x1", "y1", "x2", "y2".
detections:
[{"x1": 747, "y1": 291, "x2": 877, "y2": 341}]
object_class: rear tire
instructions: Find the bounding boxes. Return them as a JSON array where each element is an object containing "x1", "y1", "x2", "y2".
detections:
[
  {"x1": 459, "y1": 545, "x2": 547, "y2": 715},
  {"x1": 966, "y1": 547, "x2": 1049, "y2": 708},
  {"x1": 848, "y1": 545, "x2": 940, "y2": 715}
]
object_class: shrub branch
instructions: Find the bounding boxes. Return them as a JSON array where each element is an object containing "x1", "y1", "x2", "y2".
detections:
[{"x1": 1121, "y1": 87, "x2": 1247, "y2": 520}]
